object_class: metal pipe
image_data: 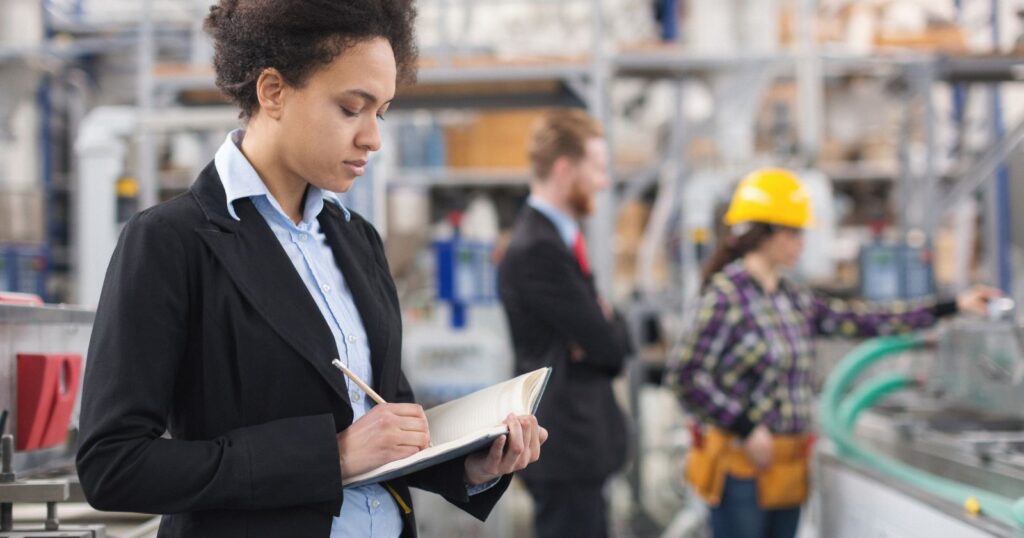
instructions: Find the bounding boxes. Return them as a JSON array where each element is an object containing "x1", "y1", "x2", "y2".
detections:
[
  {"x1": 136, "y1": 0, "x2": 159, "y2": 210},
  {"x1": 45, "y1": 502, "x2": 58, "y2": 530},
  {"x1": 587, "y1": 0, "x2": 615, "y2": 300},
  {"x1": 940, "y1": 118, "x2": 1024, "y2": 210},
  {"x1": 990, "y1": 0, "x2": 1014, "y2": 294},
  {"x1": 0, "y1": 435, "x2": 13, "y2": 482},
  {"x1": 0, "y1": 435, "x2": 11, "y2": 531},
  {"x1": 795, "y1": 0, "x2": 823, "y2": 161}
]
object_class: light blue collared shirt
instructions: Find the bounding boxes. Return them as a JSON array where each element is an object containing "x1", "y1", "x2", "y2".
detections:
[
  {"x1": 527, "y1": 195, "x2": 578, "y2": 249},
  {"x1": 215, "y1": 129, "x2": 400, "y2": 538},
  {"x1": 215, "y1": 130, "x2": 495, "y2": 538}
]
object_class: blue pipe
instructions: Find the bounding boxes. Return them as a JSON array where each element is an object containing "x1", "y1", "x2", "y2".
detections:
[{"x1": 990, "y1": 0, "x2": 1014, "y2": 294}]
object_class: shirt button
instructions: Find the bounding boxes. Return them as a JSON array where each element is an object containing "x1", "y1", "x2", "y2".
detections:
[
  {"x1": 347, "y1": 334, "x2": 356, "y2": 343},
  {"x1": 321, "y1": 283, "x2": 331, "y2": 293},
  {"x1": 370, "y1": 499, "x2": 381, "y2": 509},
  {"x1": 298, "y1": 233, "x2": 307, "y2": 241},
  {"x1": 351, "y1": 391, "x2": 361, "y2": 402}
]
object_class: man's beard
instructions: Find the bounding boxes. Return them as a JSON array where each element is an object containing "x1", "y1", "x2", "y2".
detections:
[{"x1": 568, "y1": 177, "x2": 593, "y2": 217}]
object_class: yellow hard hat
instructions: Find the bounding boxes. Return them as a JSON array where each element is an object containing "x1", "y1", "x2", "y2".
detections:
[{"x1": 723, "y1": 168, "x2": 814, "y2": 229}]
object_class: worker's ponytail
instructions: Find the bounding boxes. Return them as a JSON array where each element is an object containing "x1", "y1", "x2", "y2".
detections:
[{"x1": 700, "y1": 222, "x2": 776, "y2": 290}]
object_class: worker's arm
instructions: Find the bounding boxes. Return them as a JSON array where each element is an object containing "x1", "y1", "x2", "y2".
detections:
[
  {"x1": 805, "y1": 286, "x2": 993, "y2": 338},
  {"x1": 76, "y1": 210, "x2": 342, "y2": 515},
  {"x1": 514, "y1": 241, "x2": 629, "y2": 375}
]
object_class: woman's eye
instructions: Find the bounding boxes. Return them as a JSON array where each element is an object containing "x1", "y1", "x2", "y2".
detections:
[
  {"x1": 341, "y1": 107, "x2": 359, "y2": 118},
  {"x1": 376, "y1": 113, "x2": 386, "y2": 122}
]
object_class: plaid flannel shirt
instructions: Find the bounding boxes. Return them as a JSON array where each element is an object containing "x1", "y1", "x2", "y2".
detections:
[{"x1": 667, "y1": 261, "x2": 939, "y2": 436}]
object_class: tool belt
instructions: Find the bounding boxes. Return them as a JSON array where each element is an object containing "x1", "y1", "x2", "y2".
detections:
[{"x1": 684, "y1": 424, "x2": 812, "y2": 509}]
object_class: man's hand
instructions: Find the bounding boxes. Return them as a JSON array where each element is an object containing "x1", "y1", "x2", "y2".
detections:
[
  {"x1": 569, "y1": 343, "x2": 586, "y2": 363},
  {"x1": 336, "y1": 403, "x2": 431, "y2": 477},
  {"x1": 742, "y1": 424, "x2": 773, "y2": 470},
  {"x1": 598, "y1": 297, "x2": 613, "y2": 320},
  {"x1": 464, "y1": 415, "x2": 548, "y2": 486}
]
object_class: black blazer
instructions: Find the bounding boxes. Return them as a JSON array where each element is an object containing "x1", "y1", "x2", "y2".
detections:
[
  {"x1": 76, "y1": 163, "x2": 510, "y2": 537},
  {"x1": 497, "y1": 206, "x2": 631, "y2": 483}
]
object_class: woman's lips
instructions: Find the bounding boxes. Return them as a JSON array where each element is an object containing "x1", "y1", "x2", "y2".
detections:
[{"x1": 344, "y1": 159, "x2": 367, "y2": 176}]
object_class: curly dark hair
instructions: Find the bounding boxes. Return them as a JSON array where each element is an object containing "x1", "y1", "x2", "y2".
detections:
[{"x1": 204, "y1": 0, "x2": 418, "y2": 120}]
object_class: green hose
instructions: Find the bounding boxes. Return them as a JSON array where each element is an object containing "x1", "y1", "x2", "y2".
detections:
[
  {"x1": 819, "y1": 335, "x2": 1024, "y2": 528},
  {"x1": 836, "y1": 372, "x2": 910, "y2": 431}
]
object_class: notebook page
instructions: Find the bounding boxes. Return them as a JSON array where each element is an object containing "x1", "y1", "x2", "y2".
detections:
[{"x1": 425, "y1": 373, "x2": 531, "y2": 444}]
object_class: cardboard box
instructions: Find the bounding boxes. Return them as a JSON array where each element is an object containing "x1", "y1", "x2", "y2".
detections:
[
  {"x1": 0, "y1": 190, "x2": 45, "y2": 244},
  {"x1": 444, "y1": 109, "x2": 546, "y2": 169}
]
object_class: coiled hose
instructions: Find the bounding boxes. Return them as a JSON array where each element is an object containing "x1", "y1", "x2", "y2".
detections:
[{"x1": 819, "y1": 335, "x2": 1024, "y2": 528}]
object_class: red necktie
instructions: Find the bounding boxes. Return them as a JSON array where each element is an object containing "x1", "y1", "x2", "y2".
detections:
[{"x1": 573, "y1": 231, "x2": 591, "y2": 275}]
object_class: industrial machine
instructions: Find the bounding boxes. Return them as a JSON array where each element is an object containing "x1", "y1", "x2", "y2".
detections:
[{"x1": 817, "y1": 303, "x2": 1024, "y2": 537}]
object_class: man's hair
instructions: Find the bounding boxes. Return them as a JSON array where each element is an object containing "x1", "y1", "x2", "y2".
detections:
[
  {"x1": 204, "y1": 0, "x2": 418, "y2": 120},
  {"x1": 527, "y1": 108, "x2": 604, "y2": 181}
]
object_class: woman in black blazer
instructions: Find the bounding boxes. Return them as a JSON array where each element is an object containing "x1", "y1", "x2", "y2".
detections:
[{"x1": 75, "y1": 2, "x2": 545, "y2": 536}]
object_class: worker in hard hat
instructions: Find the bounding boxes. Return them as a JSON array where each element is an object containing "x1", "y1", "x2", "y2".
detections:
[{"x1": 665, "y1": 168, "x2": 1000, "y2": 538}]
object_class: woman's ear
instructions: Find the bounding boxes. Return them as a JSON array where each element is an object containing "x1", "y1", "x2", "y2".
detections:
[{"x1": 255, "y1": 68, "x2": 287, "y2": 120}]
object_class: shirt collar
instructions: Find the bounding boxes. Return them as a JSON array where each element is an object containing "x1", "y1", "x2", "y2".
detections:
[
  {"x1": 725, "y1": 260, "x2": 793, "y2": 295},
  {"x1": 214, "y1": 129, "x2": 350, "y2": 223},
  {"x1": 527, "y1": 195, "x2": 579, "y2": 248}
]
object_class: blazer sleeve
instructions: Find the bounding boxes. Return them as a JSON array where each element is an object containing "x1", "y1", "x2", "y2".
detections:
[
  {"x1": 512, "y1": 240, "x2": 629, "y2": 375},
  {"x1": 76, "y1": 210, "x2": 343, "y2": 515}
]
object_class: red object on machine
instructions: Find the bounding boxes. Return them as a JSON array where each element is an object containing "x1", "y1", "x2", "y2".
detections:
[
  {"x1": 16, "y1": 354, "x2": 82, "y2": 451},
  {"x1": 0, "y1": 292, "x2": 44, "y2": 306}
]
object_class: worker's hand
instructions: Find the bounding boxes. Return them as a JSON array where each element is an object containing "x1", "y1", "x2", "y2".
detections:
[
  {"x1": 336, "y1": 403, "x2": 431, "y2": 478},
  {"x1": 464, "y1": 414, "x2": 548, "y2": 486},
  {"x1": 569, "y1": 343, "x2": 586, "y2": 363},
  {"x1": 598, "y1": 297, "x2": 614, "y2": 320},
  {"x1": 956, "y1": 286, "x2": 1004, "y2": 316},
  {"x1": 743, "y1": 424, "x2": 774, "y2": 470}
]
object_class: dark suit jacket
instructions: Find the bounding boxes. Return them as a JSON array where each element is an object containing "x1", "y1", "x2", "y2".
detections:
[
  {"x1": 498, "y1": 206, "x2": 631, "y2": 484},
  {"x1": 76, "y1": 163, "x2": 510, "y2": 537}
]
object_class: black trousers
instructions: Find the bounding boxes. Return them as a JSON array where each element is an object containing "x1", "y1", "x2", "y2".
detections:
[{"x1": 525, "y1": 480, "x2": 609, "y2": 538}]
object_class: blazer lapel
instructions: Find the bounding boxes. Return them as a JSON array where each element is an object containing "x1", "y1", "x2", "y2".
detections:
[
  {"x1": 190, "y1": 167, "x2": 351, "y2": 404},
  {"x1": 525, "y1": 207, "x2": 599, "y2": 294},
  {"x1": 318, "y1": 205, "x2": 389, "y2": 392}
]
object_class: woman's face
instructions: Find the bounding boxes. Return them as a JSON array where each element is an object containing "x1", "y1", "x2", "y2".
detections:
[
  {"x1": 762, "y1": 227, "x2": 806, "y2": 269},
  {"x1": 275, "y1": 37, "x2": 397, "y2": 193}
]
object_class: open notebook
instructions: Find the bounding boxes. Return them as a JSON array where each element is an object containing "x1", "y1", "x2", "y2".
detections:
[{"x1": 342, "y1": 367, "x2": 552, "y2": 488}]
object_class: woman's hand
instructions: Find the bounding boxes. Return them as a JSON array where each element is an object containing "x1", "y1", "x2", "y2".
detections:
[
  {"x1": 336, "y1": 403, "x2": 431, "y2": 478},
  {"x1": 956, "y1": 286, "x2": 1004, "y2": 316},
  {"x1": 464, "y1": 415, "x2": 548, "y2": 486},
  {"x1": 743, "y1": 424, "x2": 774, "y2": 470}
]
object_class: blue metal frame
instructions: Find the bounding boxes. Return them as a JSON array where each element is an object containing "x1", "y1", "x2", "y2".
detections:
[
  {"x1": 990, "y1": 0, "x2": 1014, "y2": 294},
  {"x1": 434, "y1": 238, "x2": 499, "y2": 329},
  {"x1": 0, "y1": 245, "x2": 49, "y2": 297}
]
